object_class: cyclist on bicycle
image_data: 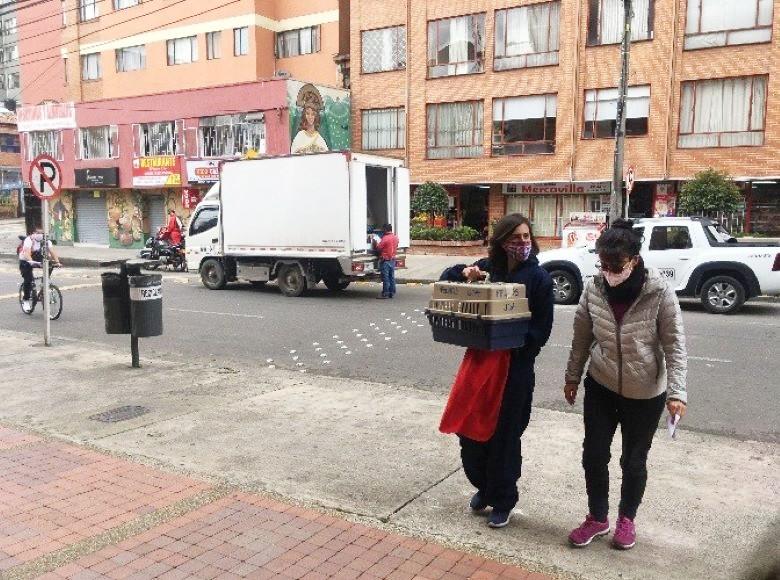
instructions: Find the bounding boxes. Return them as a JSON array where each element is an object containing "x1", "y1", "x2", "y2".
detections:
[{"x1": 19, "y1": 230, "x2": 61, "y2": 313}]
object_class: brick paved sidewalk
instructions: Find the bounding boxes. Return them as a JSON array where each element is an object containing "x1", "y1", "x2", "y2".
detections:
[{"x1": 0, "y1": 426, "x2": 553, "y2": 580}]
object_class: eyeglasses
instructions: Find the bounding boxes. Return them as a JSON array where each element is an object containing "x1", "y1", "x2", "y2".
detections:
[{"x1": 596, "y1": 261, "x2": 632, "y2": 274}]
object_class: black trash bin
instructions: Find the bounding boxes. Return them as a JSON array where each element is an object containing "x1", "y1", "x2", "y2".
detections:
[
  {"x1": 101, "y1": 272, "x2": 130, "y2": 334},
  {"x1": 128, "y1": 274, "x2": 163, "y2": 337}
]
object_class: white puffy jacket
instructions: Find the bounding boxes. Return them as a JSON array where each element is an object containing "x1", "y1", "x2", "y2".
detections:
[{"x1": 565, "y1": 268, "x2": 688, "y2": 403}]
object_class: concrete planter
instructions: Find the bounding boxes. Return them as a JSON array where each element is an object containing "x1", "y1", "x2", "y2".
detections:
[{"x1": 409, "y1": 239, "x2": 486, "y2": 256}]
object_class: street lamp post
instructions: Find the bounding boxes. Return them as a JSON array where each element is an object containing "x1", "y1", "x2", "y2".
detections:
[{"x1": 610, "y1": 0, "x2": 633, "y2": 223}]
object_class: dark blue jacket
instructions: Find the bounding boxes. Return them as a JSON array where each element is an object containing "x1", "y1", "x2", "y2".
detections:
[{"x1": 439, "y1": 255, "x2": 555, "y2": 362}]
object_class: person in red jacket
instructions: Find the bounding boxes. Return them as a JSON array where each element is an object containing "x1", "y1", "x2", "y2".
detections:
[
  {"x1": 161, "y1": 209, "x2": 183, "y2": 246},
  {"x1": 374, "y1": 223, "x2": 399, "y2": 299}
]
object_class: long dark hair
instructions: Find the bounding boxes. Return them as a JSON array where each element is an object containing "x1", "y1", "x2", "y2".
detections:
[
  {"x1": 489, "y1": 213, "x2": 540, "y2": 273},
  {"x1": 595, "y1": 218, "x2": 642, "y2": 262}
]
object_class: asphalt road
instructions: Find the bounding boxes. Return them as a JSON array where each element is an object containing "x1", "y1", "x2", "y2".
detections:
[{"x1": 1, "y1": 261, "x2": 778, "y2": 443}]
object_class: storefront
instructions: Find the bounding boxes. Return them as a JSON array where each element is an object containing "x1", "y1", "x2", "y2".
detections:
[
  {"x1": 502, "y1": 182, "x2": 610, "y2": 244},
  {"x1": 441, "y1": 184, "x2": 490, "y2": 234},
  {"x1": 65, "y1": 168, "x2": 121, "y2": 246},
  {"x1": 746, "y1": 182, "x2": 780, "y2": 236}
]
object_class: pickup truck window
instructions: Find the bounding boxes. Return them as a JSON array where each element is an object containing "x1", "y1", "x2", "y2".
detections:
[
  {"x1": 190, "y1": 207, "x2": 219, "y2": 236},
  {"x1": 649, "y1": 226, "x2": 692, "y2": 250}
]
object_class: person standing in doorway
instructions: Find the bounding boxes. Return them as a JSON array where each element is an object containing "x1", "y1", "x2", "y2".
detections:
[
  {"x1": 564, "y1": 219, "x2": 687, "y2": 550},
  {"x1": 374, "y1": 223, "x2": 399, "y2": 299}
]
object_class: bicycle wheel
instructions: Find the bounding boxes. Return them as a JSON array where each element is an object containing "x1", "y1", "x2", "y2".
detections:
[{"x1": 48, "y1": 285, "x2": 63, "y2": 320}]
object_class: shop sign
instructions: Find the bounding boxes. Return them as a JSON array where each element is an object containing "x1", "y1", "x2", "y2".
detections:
[
  {"x1": 182, "y1": 187, "x2": 202, "y2": 210},
  {"x1": 75, "y1": 167, "x2": 119, "y2": 188},
  {"x1": 653, "y1": 183, "x2": 676, "y2": 217},
  {"x1": 186, "y1": 160, "x2": 220, "y2": 183},
  {"x1": 503, "y1": 182, "x2": 611, "y2": 195},
  {"x1": 132, "y1": 156, "x2": 182, "y2": 187}
]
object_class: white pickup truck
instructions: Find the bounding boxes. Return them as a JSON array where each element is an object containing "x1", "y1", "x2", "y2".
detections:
[{"x1": 538, "y1": 217, "x2": 780, "y2": 314}]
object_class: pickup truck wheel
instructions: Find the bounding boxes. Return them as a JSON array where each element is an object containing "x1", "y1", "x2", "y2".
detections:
[
  {"x1": 201, "y1": 259, "x2": 227, "y2": 290},
  {"x1": 278, "y1": 264, "x2": 307, "y2": 297},
  {"x1": 549, "y1": 269, "x2": 579, "y2": 305},
  {"x1": 700, "y1": 275, "x2": 745, "y2": 314},
  {"x1": 323, "y1": 275, "x2": 350, "y2": 292}
]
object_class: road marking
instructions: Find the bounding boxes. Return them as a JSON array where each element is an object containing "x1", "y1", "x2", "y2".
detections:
[
  {"x1": 169, "y1": 308, "x2": 264, "y2": 319},
  {"x1": 0, "y1": 283, "x2": 100, "y2": 301}
]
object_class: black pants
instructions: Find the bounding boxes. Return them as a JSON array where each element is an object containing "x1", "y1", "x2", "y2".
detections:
[
  {"x1": 582, "y1": 375, "x2": 666, "y2": 521},
  {"x1": 19, "y1": 260, "x2": 33, "y2": 300},
  {"x1": 459, "y1": 357, "x2": 535, "y2": 512}
]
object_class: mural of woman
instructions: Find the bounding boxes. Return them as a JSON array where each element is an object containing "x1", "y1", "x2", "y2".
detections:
[{"x1": 291, "y1": 105, "x2": 329, "y2": 155}]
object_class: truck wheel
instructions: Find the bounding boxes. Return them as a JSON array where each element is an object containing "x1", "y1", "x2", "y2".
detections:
[
  {"x1": 277, "y1": 264, "x2": 307, "y2": 297},
  {"x1": 549, "y1": 269, "x2": 579, "y2": 305},
  {"x1": 700, "y1": 275, "x2": 745, "y2": 314},
  {"x1": 201, "y1": 259, "x2": 227, "y2": 290},
  {"x1": 323, "y1": 275, "x2": 350, "y2": 292}
]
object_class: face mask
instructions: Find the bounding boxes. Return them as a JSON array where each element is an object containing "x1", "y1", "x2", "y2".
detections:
[
  {"x1": 503, "y1": 241, "x2": 532, "y2": 262},
  {"x1": 32, "y1": 233, "x2": 43, "y2": 242},
  {"x1": 603, "y1": 264, "x2": 634, "y2": 287}
]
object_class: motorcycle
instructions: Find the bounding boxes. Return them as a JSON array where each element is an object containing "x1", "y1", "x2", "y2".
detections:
[{"x1": 139, "y1": 228, "x2": 187, "y2": 271}]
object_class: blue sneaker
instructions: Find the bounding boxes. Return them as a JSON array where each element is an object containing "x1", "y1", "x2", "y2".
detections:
[
  {"x1": 488, "y1": 509, "x2": 512, "y2": 528},
  {"x1": 469, "y1": 491, "x2": 488, "y2": 513}
]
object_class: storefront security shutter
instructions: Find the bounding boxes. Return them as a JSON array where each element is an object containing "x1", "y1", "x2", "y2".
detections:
[
  {"x1": 75, "y1": 193, "x2": 108, "y2": 245},
  {"x1": 147, "y1": 196, "x2": 166, "y2": 235}
]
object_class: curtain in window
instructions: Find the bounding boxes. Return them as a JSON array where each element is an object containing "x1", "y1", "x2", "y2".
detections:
[
  {"x1": 449, "y1": 17, "x2": 469, "y2": 63},
  {"x1": 362, "y1": 109, "x2": 404, "y2": 150},
  {"x1": 597, "y1": 0, "x2": 650, "y2": 44},
  {"x1": 679, "y1": 77, "x2": 766, "y2": 148},
  {"x1": 506, "y1": 196, "x2": 530, "y2": 217},
  {"x1": 532, "y1": 196, "x2": 557, "y2": 237},
  {"x1": 685, "y1": 0, "x2": 772, "y2": 48},
  {"x1": 497, "y1": 2, "x2": 560, "y2": 69},
  {"x1": 427, "y1": 102, "x2": 482, "y2": 159},
  {"x1": 363, "y1": 28, "x2": 402, "y2": 73}
]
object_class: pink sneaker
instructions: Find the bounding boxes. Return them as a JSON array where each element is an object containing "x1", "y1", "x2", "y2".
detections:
[
  {"x1": 568, "y1": 514, "x2": 610, "y2": 547},
  {"x1": 612, "y1": 515, "x2": 636, "y2": 549}
]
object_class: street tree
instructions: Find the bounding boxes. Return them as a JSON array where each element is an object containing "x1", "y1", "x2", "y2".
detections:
[
  {"x1": 678, "y1": 168, "x2": 743, "y2": 215},
  {"x1": 411, "y1": 182, "x2": 449, "y2": 226}
]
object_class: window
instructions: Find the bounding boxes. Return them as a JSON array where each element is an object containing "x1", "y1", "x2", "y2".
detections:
[
  {"x1": 116, "y1": 45, "x2": 145, "y2": 71},
  {"x1": 206, "y1": 31, "x2": 221, "y2": 60},
  {"x1": 587, "y1": 0, "x2": 653, "y2": 45},
  {"x1": 361, "y1": 26, "x2": 405, "y2": 73},
  {"x1": 2, "y1": 17, "x2": 17, "y2": 34},
  {"x1": 276, "y1": 26, "x2": 320, "y2": 58},
  {"x1": 2, "y1": 45, "x2": 18, "y2": 62},
  {"x1": 6, "y1": 72, "x2": 19, "y2": 89},
  {"x1": 190, "y1": 207, "x2": 219, "y2": 236},
  {"x1": 134, "y1": 121, "x2": 181, "y2": 157},
  {"x1": 583, "y1": 85, "x2": 650, "y2": 139},
  {"x1": 492, "y1": 94, "x2": 557, "y2": 155},
  {"x1": 81, "y1": 53, "x2": 101, "y2": 80},
  {"x1": 495, "y1": 2, "x2": 560, "y2": 71},
  {"x1": 113, "y1": 0, "x2": 140, "y2": 9},
  {"x1": 199, "y1": 113, "x2": 266, "y2": 157},
  {"x1": 427, "y1": 13, "x2": 485, "y2": 78},
  {"x1": 679, "y1": 76, "x2": 766, "y2": 148},
  {"x1": 78, "y1": 126, "x2": 118, "y2": 159},
  {"x1": 685, "y1": 0, "x2": 772, "y2": 50},
  {"x1": 26, "y1": 130, "x2": 62, "y2": 161},
  {"x1": 0, "y1": 76, "x2": 5, "y2": 89},
  {"x1": 167, "y1": 36, "x2": 198, "y2": 65},
  {"x1": 361, "y1": 108, "x2": 405, "y2": 150},
  {"x1": 0, "y1": 133, "x2": 20, "y2": 153},
  {"x1": 234, "y1": 27, "x2": 249, "y2": 56},
  {"x1": 79, "y1": 0, "x2": 98, "y2": 21},
  {"x1": 649, "y1": 226, "x2": 692, "y2": 250},
  {"x1": 426, "y1": 101, "x2": 483, "y2": 159}
]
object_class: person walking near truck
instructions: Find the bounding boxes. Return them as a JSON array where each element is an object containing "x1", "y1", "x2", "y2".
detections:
[
  {"x1": 563, "y1": 219, "x2": 688, "y2": 550},
  {"x1": 375, "y1": 223, "x2": 399, "y2": 299}
]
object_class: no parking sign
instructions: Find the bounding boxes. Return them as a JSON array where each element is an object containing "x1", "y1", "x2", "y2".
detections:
[{"x1": 29, "y1": 154, "x2": 62, "y2": 201}]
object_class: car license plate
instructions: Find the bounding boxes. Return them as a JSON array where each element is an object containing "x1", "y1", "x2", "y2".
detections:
[{"x1": 659, "y1": 268, "x2": 675, "y2": 279}]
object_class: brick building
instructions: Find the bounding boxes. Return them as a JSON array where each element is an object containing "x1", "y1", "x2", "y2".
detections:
[
  {"x1": 17, "y1": 0, "x2": 349, "y2": 246},
  {"x1": 0, "y1": 110, "x2": 21, "y2": 218},
  {"x1": 349, "y1": 0, "x2": 780, "y2": 241}
]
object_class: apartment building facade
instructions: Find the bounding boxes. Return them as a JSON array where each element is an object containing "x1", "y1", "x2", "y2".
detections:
[
  {"x1": 16, "y1": 0, "x2": 349, "y2": 246},
  {"x1": 350, "y1": 0, "x2": 780, "y2": 240},
  {"x1": 0, "y1": 110, "x2": 20, "y2": 217},
  {"x1": 0, "y1": 0, "x2": 20, "y2": 110}
]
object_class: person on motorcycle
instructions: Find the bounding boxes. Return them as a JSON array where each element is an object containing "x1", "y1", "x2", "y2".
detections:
[
  {"x1": 19, "y1": 230, "x2": 61, "y2": 313},
  {"x1": 160, "y1": 209, "x2": 183, "y2": 246}
]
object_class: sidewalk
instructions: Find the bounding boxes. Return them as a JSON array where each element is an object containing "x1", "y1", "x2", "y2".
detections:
[
  {"x1": 0, "y1": 425, "x2": 544, "y2": 580},
  {"x1": 0, "y1": 330, "x2": 776, "y2": 580}
]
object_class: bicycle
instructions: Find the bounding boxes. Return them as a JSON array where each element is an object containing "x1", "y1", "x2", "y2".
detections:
[{"x1": 18, "y1": 264, "x2": 63, "y2": 320}]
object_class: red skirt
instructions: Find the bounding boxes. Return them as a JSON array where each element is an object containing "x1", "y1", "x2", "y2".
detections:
[{"x1": 439, "y1": 348, "x2": 511, "y2": 442}]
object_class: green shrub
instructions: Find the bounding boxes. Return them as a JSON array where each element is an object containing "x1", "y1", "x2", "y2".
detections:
[
  {"x1": 411, "y1": 182, "x2": 449, "y2": 217},
  {"x1": 678, "y1": 168, "x2": 743, "y2": 215},
  {"x1": 411, "y1": 225, "x2": 481, "y2": 241}
]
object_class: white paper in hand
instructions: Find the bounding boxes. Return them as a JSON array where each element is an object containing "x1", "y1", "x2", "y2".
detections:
[{"x1": 666, "y1": 413, "x2": 681, "y2": 439}]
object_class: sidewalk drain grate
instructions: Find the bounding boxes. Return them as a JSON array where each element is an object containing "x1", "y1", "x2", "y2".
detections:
[{"x1": 89, "y1": 405, "x2": 150, "y2": 423}]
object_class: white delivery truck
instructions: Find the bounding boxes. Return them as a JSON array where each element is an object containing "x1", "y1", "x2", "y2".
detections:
[{"x1": 186, "y1": 152, "x2": 410, "y2": 297}]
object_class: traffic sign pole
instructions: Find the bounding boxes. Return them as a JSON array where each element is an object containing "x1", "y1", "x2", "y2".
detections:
[
  {"x1": 43, "y1": 199, "x2": 51, "y2": 346},
  {"x1": 28, "y1": 154, "x2": 62, "y2": 347}
]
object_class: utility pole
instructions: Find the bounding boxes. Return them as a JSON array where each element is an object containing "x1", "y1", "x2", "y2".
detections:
[{"x1": 610, "y1": 0, "x2": 632, "y2": 223}]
